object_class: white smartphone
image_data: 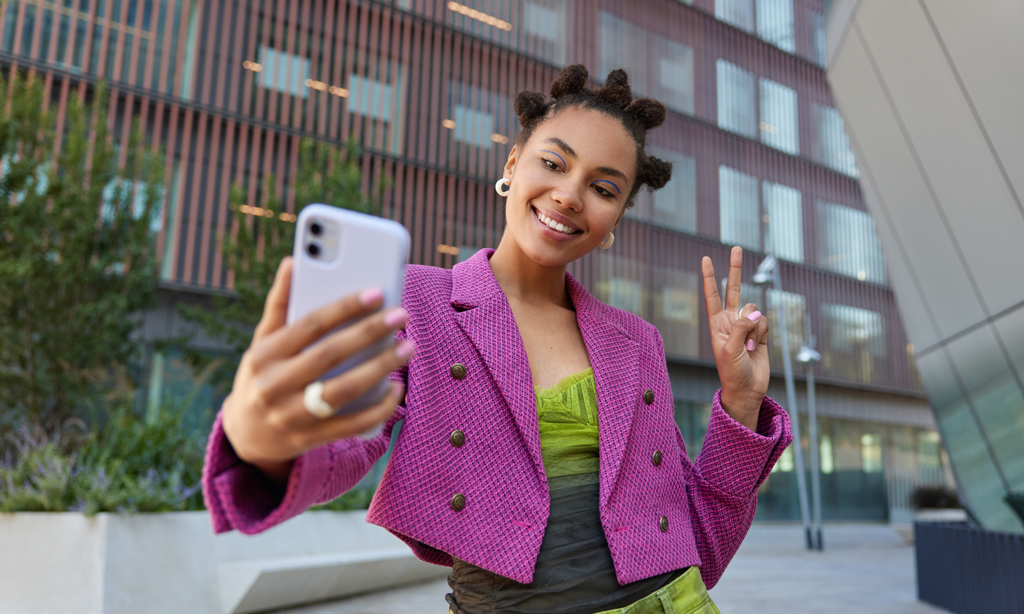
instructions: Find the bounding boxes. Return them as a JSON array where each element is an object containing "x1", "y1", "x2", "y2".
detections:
[{"x1": 287, "y1": 204, "x2": 410, "y2": 417}]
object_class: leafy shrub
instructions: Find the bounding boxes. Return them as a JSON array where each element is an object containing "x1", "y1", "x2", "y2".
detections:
[
  {"x1": 311, "y1": 485, "x2": 377, "y2": 512},
  {"x1": 911, "y1": 485, "x2": 961, "y2": 510},
  {"x1": 0, "y1": 403, "x2": 206, "y2": 514}
]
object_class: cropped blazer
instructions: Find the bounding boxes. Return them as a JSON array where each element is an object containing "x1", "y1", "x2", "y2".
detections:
[{"x1": 202, "y1": 248, "x2": 793, "y2": 589}]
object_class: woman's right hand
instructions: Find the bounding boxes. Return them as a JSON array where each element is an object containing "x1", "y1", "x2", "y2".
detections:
[{"x1": 221, "y1": 256, "x2": 414, "y2": 483}]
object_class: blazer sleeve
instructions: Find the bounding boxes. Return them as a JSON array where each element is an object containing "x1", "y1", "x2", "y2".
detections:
[
  {"x1": 654, "y1": 333, "x2": 793, "y2": 589},
  {"x1": 201, "y1": 329, "x2": 409, "y2": 535}
]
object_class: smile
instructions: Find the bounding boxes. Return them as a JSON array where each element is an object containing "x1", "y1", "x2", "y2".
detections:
[{"x1": 533, "y1": 207, "x2": 580, "y2": 235}]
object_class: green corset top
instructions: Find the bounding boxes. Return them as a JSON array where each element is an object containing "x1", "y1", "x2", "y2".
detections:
[
  {"x1": 536, "y1": 368, "x2": 600, "y2": 490},
  {"x1": 446, "y1": 368, "x2": 684, "y2": 614}
]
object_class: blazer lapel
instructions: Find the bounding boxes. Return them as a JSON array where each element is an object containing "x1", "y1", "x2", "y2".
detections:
[
  {"x1": 568, "y1": 275, "x2": 642, "y2": 509},
  {"x1": 451, "y1": 250, "x2": 545, "y2": 478}
]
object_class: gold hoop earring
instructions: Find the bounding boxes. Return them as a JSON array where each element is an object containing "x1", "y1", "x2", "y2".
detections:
[
  {"x1": 600, "y1": 232, "x2": 615, "y2": 249},
  {"x1": 495, "y1": 178, "x2": 511, "y2": 197}
]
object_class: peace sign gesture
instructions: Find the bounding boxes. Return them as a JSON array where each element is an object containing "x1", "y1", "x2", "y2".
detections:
[{"x1": 702, "y1": 246, "x2": 771, "y2": 431}]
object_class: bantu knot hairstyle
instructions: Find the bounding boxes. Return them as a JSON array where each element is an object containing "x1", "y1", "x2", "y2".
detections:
[{"x1": 513, "y1": 64, "x2": 673, "y2": 204}]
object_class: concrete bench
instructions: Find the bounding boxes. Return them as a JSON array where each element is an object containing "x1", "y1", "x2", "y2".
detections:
[{"x1": 219, "y1": 548, "x2": 446, "y2": 614}]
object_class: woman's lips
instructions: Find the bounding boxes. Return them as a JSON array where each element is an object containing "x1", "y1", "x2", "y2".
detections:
[{"x1": 532, "y1": 206, "x2": 581, "y2": 236}]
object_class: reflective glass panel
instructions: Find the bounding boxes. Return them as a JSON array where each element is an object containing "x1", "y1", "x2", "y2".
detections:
[
  {"x1": 716, "y1": 0, "x2": 754, "y2": 32},
  {"x1": 759, "y1": 78, "x2": 799, "y2": 154},
  {"x1": 945, "y1": 327, "x2": 1024, "y2": 493},
  {"x1": 817, "y1": 201, "x2": 887, "y2": 283},
  {"x1": 653, "y1": 267, "x2": 700, "y2": 359},
  {"x1": 257, "y1": 46, "x2": 309, "y2": 98},
  {"x1": 762, "y1": 181, "x2": 803, "y2": 262},
  {"x1": 812, "y1": 103, "x2": 859, "y2": 177},
  {"x1": 599, "y1": 12, "x2": 694, "y2": 115},
  {"x1": 756, "y1": 0, "x2": 795, "y2": 52},
  {"x1": 719, "y1": 166, "x2": 760, "y2": 251},
  {"x1": 717, "y1": 60, "x2": 757, "y2": 138},
  {"x1": 630, "y1": 147, "x2": 697, "y2": 234},
  {"x1": 917, "y1": 349, "x2": 1022, "y2": 531},
  {"x1": 820, "y1": 303, "x2": 886, "y2": 384}
]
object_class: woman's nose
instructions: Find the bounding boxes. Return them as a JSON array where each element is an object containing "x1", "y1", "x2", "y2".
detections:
[{"x1": 550, "y1": 177, "x2": 585, "y2": 212}]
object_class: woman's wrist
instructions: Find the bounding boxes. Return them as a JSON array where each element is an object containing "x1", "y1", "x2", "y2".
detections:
[
  {"x1": 720, "y1": 390, "x2": 763, "y2": 431},
  {"x1": 249, "y1": 458, "x2": 295, "y2": 486}
]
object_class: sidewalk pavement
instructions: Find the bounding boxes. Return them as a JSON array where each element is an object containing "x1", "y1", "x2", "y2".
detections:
[{"x1": 274, "y1": 523, "x2": 948, "y2": 614}]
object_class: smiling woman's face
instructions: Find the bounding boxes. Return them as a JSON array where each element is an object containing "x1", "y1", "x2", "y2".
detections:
[{"x1": 502, "y1": 107, "x2": 638, "y2": 268}]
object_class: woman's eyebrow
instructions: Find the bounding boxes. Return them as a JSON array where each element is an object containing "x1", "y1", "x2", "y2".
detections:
[
  {"x1": 543, "y1": 137, "x2": 628, "y2": 181},
  {"x1": 596, "y1": 166, "x2": 628, "y2": 181}
]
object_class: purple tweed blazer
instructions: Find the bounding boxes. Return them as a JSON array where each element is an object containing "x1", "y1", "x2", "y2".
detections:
[{"x1": 202, "y1": 248, "x2": 792, "y2": 588}]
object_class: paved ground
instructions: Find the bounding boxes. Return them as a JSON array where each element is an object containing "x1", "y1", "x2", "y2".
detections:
[{"x1": 274, "y1": 524, "x2": 948, "y2": 614}]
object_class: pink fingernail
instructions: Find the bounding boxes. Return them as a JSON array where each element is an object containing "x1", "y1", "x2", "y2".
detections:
[
  {"x1": 747, "y1": 310, "x2": 762, "y2": 322},
  {"x1": 384, "y1": 307, "x2": 408, "y2": 327},
  {"x1": 360, "y1": 287, "x2": 384, "y2": 305},
  {"x1": 746, "y1": 339, "x2": 755, "y2": 351},
  {"x1": 396, "y1": 340, "x2": 416, "y2": 360}
]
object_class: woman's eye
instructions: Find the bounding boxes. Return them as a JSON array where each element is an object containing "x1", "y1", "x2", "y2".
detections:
[
  {"x1": 594, "y1": 185, "x2": 613, "y2": 198},
  {"x1": 542, "y1": 158, "x2": 561, "y2": 172}
]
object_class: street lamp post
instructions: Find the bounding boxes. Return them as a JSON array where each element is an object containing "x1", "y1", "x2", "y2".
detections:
[
  {"x1": 797, "y1": 318, "x2": 824, "y2": 551},
  {"x1": 752, "y1": 255, "x2": 813, "y2": 550}
]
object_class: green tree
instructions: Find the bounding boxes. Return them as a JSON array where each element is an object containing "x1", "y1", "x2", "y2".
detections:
[
  {"x1": 0, "y1": 76, "x2": 165, "y2": 432},
  {"x1": 178, "y1": 139, "x2": 382, "y2": 392}
]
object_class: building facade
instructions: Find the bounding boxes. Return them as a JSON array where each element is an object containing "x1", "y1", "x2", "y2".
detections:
[
  {"x1": 1, "y1": 0, "x2": 951, "y2": 521},
  {"x1": 825, "y1": 0, "x2": 1024, "y2": 532}
]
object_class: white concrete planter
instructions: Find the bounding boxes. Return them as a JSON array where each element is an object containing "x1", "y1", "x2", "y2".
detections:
[
  {"x1": 891, "y1": 508, "x2": 968, "y2": 544},
  {"x1": 0, "y1": 510, "x2": 448, "y2": 614}
]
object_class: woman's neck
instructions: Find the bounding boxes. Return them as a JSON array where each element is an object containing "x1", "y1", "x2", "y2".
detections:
[{"x1": 488, "y1": 233, "x2": 573, "y2": 310}]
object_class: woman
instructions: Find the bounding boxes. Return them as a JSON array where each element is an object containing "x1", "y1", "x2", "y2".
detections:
[{"x1": 204, "y1": 65, "x2": 792, "y2": 614}]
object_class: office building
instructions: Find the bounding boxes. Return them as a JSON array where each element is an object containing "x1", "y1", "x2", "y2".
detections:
[
  {"x1": 0, "y1": 0, "x2": 952, "y2": 521},
  {"x1": 825, "y1": 0, "x2": 1024, "y2": 532}
]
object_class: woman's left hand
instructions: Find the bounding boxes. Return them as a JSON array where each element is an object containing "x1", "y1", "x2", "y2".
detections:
[{"x1": 701, "y1": 246, "x2": 771, "y2": 431}]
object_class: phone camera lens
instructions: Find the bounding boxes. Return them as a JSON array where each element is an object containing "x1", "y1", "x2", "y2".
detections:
[
  {"x1": 310, "y1": 222, "x2": 322, "y2": 236},
  {"x1": 307, "y1": 243, "x2": 321, "y2": 257}
]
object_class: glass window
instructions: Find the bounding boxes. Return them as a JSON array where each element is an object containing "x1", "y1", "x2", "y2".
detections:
[
  {"x1": 257, "y1": 45, "x2": 309, "y2": 98},
  {"x1": 1, "y1": 1, "x2": 17, "y2": 52},
  {"x1": 607, "y1": 277, "x2": 645, "y2": 317},
  {"x1": 809, "y1": 9, "x2": 827, "y2": 67},
  {"x1": 820, "y1": 435, "x2": 834, "y2": 474},
  {"x1": 599, "y1": 12, "x2": 694, "y2": 115},
  {"x1": 444, "y1": 0, "x2": 570, "y2": 65},
  {"x1": 759, "y1": 78, "x2": 799, "y2": 154},
  {"x1": 716, "y1": 0, "x2": 754, "y2": 32},
  {"x1": 595, "y1": 255, "x2": 646, "y2": 318},
  {"x1": 860, "y1": 433, "x2": 883, "y2": 473},
  {"x1": 348, "y1": 74, "x2": 395, "y2": 121},
  {"x1": 719, "y1": 165, "x2": 760, "y2": 251},
  {"x1": 812, "y1": 103, "x2": 859, "y2": 177},
  {"x1": 817, "y1": 201, "x2": 887, "y2": 283},
  {"x1": 766, "y1": 288, "x2": 806, "y2": 367},
  {"x1": 630, "y1": 147, "x2": 697, "y2": 234},
  {"x1": 452, "y1": 106, "x2": 494, "y2": 148},
  {"x1": 717, "y1": 60, "x2": 757, "y2": 138},
  {"x1": 523, "y1": 1, "x2": 560, "y2": 42},
  {"x1": 674, "y1": 400, "x2": 712, "y2": 460},
  {"x1": 447, "y1": 81, "x2": 511, "y2": 148},
  {"x1": 917, "y1": 350, "x2": 1022, "y2": 531},
  {"x1": 653, "y1": 267, "x2": 700, "y2": 358},
  {"x1": 756, "y1": 0, "x2": 795, "y2": 52},
  {"x1": 821, "y1": 303, "x2": 887, "y2": 384},
  {"x1": 762, "y1": 181, "x2": 803, "y2": 262},
  {"x1": 944, "y1": 327, "x2": 1024, "y2": 494}
]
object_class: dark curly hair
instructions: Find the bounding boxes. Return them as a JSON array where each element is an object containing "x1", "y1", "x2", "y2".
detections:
[{"x1": 513, "y1": 64, "x2": 673, "y2": 206}]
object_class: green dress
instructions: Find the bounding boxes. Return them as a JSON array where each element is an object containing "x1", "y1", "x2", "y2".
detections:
[{"x1": 447, "y1": 369, "x2": 706, "y2": 614}]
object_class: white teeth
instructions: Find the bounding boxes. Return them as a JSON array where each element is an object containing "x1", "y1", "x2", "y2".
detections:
[{"x1": 536, "y1": 210, "x2": 576, "y2": 235}]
